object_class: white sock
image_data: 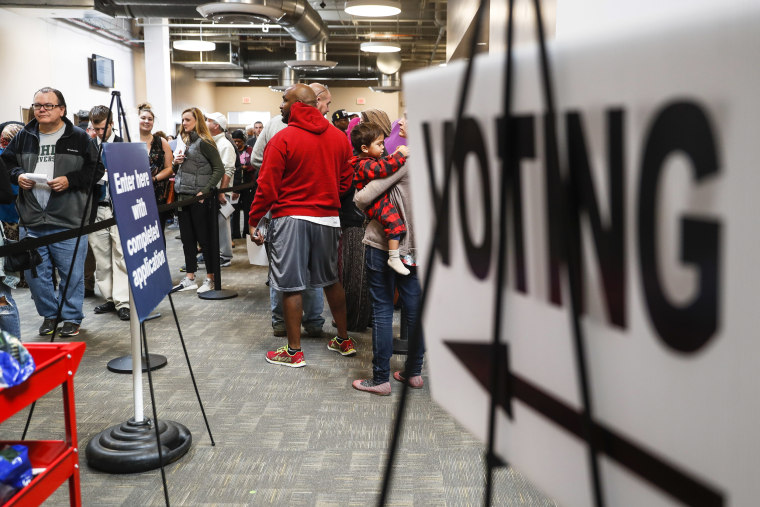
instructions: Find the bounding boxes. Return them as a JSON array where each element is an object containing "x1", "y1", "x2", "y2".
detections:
[{"x1": 387, "y1": 249, "x2": 410, "y2": 276}]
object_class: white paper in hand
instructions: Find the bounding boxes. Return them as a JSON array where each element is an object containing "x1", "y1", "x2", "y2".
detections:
[
  {"x1": 219, "y1": 200, "x2": 235, "y2": 218},
  {"x1": 24, "y1": 173, "x2": 50, "y2": 189},
  {"x1": 246, "y1": 236, "x2": 269, "y2": 266},
  {"x1": 172, "y1": 137, "x2": 186, "y2": 158}
]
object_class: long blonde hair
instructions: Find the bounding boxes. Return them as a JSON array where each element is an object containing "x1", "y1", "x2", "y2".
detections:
[{"x1": 181, "y1": 107, "x2": 216, "y2": 148}]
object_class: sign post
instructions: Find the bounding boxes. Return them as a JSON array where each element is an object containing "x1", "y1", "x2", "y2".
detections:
[{"x1": 86, "y1": 142, "x2": 191, "y2": 474}]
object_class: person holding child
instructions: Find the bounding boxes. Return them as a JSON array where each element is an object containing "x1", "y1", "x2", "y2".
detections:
[
  {"x1": 349, "y1": 122, "x2": 410, "y2": 275},
  {"x1": 350, "y1": 114, "x2": 425, "y2": 395}
]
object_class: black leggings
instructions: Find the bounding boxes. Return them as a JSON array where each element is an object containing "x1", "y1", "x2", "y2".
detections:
[{"x1": 178, "y1": 198, "x2": 216, "y2": 275}]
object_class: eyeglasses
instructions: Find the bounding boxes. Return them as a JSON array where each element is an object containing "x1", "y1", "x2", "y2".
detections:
[{"x1": 31, "y1": 103, "x2": 61, "y2": 111}]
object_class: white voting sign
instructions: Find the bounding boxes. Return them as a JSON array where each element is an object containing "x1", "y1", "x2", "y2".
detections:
[{"x1": 405, "y1": 6, "x2": 760, "y2": 506}]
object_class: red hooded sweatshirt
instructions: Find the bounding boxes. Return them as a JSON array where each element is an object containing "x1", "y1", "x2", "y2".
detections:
[{"x1": 249, "y1": 102, "x2": 353, "y2": 226}]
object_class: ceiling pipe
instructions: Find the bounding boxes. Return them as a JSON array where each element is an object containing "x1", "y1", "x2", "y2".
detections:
[
  {"x1": 240, "y1": 47, "x2": 374, "y2": 78},
  {"x1": 428, "y1": 0, "x2": 446, "y2": 66},
  {"x1": 197, "y1": 0, "x2": 336, "y2": 70},
  {"x1": 63, "y1": 17, "x2": 139, "y2": 48},
  {"x1": 95, "y1": 0, "x2": 203, "y2": 18},
  {"x1": 370, "y1": 71, "x2": 400, "y2": 93},
  {"x1": 269, "y1": 66, "x2": 299, "y2": 91}
]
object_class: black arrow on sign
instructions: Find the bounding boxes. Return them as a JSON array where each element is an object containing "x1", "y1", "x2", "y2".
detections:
[{"x1": 445, "y1": 340, "x2": 725, "y2": 507}]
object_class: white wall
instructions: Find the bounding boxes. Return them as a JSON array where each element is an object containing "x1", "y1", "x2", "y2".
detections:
[
  {"x1": 0, "y1": 8, "x2": 138, "y2": 136},
  {"x1": 170, "y1": 64, "x2": 217, "y2": 134},
  {"x1": 489, "y1": 0, "x2": 556, "y2": 53},
  {"x1": 555, "y1": 0, "x2": 755, "y2": 43},
  {"x1": 447, "y1": 0, "x2": 479, "y2": 61}
]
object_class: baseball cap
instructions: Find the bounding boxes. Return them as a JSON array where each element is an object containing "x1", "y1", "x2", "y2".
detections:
[
  {"x1": 206, "y1": 112, "x2": 228, "y2": 131},
  {"x1": 332, "y1": 109, "x2": 349, "y2": 122}
]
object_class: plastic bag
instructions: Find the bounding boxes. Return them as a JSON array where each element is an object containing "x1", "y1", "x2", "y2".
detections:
[
  {"x1": 0, "y1": 331, "x2": 35, "y2": 389},
  {"x1": 0, "y1": 444, "x2": 33, "y2": 491}
]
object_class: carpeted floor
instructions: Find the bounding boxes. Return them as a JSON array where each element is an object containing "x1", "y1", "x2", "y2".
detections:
[{"x1": 1, "y1": 229, "x2": 555, "y2": 506}]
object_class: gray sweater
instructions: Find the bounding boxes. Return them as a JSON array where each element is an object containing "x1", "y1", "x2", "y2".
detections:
[
  {"x1": 251, "y1": 115, "x2": 287, "y2": 170},
  {"x1": 354, "y1": 164, "x2": 417, "y2": 261}
]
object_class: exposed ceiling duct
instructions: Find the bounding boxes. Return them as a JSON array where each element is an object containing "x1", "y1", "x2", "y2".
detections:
[
  {"x1": 376, "y1": 52, "x2": 402, "y2": 75},
  {"x1": 94, "y1": 0, "x2": 205, "y2": 18},
  {"x1": 197, "y1": 0, "x2": 337, "y2": 70},
  {"x1": 20, "y1": 0, "x2": 448, "y2": 85},
  {"x1": 370, "y1": 72, "x2": 400, "y2": 93},
  {"x1": 240, "y1": 47, "x2": 374, "y2": 80},
  {"x1": 195, "y1": 68, "x2": 249, "y2": 82},
  {"x1": 269, "y1": 66, "x2": 298, "y2": 92}
]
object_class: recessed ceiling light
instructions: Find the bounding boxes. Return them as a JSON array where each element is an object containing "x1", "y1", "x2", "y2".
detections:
[
  {"x1": 345, "y1": 0, "x2": 401, "y2": 17},
  {"x1": 172, "y1": 40, "x2": 216, "y2": 52},
  {"x1": 360, "y1": 41, "x2": 401, "y2": 53}
]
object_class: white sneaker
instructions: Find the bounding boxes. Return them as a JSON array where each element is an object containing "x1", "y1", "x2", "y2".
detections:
[
  {"x1": 170, "y1": 276, "x2": 197, "y2": 293},
  {"x1": 196, "y1": 278, "x2": 214, "y2": 294}
]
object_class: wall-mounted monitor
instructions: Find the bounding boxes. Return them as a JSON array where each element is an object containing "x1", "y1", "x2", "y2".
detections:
[{"x1": 90, "y1": 54, "x2": 114, "y2": 89}]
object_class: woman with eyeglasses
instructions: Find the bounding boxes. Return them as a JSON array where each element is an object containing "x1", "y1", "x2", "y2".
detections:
[
  {"x1": 137, "y1": 103, "x2": 174, "y2": 234},
  {"x1": 169, "y1": 107, "x2": 224, "y2": 295}
]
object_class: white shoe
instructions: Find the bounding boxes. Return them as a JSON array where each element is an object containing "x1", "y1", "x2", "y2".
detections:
[
  {"x1": 387, "y1": 256, "x2": 410, "y2": 276},
  {"x1": 196, "y1": 278, "x2": 214, "y2": 294},
  {"x1": 170, "y1": 276, "x2": 197, "y2": 293}
]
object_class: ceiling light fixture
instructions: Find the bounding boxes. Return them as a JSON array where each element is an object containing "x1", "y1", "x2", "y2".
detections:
[
  {"x1": 360, "y1": 41, "x2": 401, "y2": 53},
  {"x1": 345, "y1": 0, "x2": 401, "y2": 17},
  {"x1": 172, "y1": 39, "x2": 216, "y2": 51}
]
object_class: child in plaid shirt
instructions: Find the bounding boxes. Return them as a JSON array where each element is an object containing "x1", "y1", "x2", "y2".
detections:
[{"x1": 350, "y1": 122, "x2": 410, "y2": 275}]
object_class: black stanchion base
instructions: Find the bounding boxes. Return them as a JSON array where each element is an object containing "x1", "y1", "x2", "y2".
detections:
[
  {"x1": 107, "y1": 354, "x2": 168, "y2": 374},
  {"x1": 393, "y1": 338, "x2": 408, "y2": 355},
  {"x1": 198, "y1": 289, "x2": 238, "y2": 300},
  {"x1": 85, "y1": 417, "x2": 192, "y2": 474}
]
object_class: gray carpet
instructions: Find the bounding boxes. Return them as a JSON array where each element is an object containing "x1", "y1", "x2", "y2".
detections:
[{"x1": 1, "y1": 229, "x2": 555, "y2": 506}]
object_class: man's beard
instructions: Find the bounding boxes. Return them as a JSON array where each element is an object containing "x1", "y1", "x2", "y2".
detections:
[{"x1": 281, "y1": 112, "x2": 289, "y2": 124}]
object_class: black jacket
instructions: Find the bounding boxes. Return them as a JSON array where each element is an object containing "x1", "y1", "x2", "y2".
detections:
[{"x1": 0, "y1": 116, "x2": 104, "y2": 229}]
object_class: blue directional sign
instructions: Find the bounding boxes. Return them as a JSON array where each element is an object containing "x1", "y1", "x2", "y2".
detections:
[{"x1": 103, "y1": 143, "x2": 172, "y2": 322}]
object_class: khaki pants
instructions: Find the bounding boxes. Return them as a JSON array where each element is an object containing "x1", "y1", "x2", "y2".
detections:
[{"x1": 89, "y1": 205, "x2": 129, "y2": 309}]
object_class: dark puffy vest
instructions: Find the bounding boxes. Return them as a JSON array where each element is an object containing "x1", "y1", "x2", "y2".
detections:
[{"x1": 174, "y1": 137, "x2": 213, "y2": 195}]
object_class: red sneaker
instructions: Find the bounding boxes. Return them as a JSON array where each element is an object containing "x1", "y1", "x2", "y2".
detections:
[
  {"x1": 265, "y1": 346, "x2": 305, "y2": 367},
  {"x1": 352, "y1": 379, "x2": 391, "y2": 396},
  {"x1": 393, "y1": 371, "x2": 424, "y2": 389},
  {"x1": 327, "y1": 336, "x2": 357, "y2": 356}
]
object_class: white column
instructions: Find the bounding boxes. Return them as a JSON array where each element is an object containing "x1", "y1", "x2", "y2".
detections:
[
  {"x1": 489, "y1": 0, "x2": 556, "y2": 54},
  {"x1": 143, "y1": 18, "x2": 174, "y2": 135}
]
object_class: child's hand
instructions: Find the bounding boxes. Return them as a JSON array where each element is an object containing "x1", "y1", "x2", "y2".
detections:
[{"x1": 394, "y1": 145, "x2": 409, "y2": 157}]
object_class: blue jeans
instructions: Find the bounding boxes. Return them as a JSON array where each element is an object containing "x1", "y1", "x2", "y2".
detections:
[
  {"x1": 22, "y1": 225, "x2": 88, "y2": 324},
  {"x1": 365, "y1": 246, "x2": 424, "y2": 384},
  {"x1": 0, "y1": 281, "x2": 20, "y2": 338},
  {"x1": 270, "y1": 286, "x2": 325, "y2": 330}
]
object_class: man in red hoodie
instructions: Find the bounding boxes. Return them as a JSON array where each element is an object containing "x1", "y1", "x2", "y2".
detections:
[{"x1": 250, "y1": 84, "x2": 356, "y2": 368}]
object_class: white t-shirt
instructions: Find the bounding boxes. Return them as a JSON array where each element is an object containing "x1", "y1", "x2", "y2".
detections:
[
  {"x1": 32, "y1": 124, "x2": 65, "y2": 209},
  {"x1": 292, "y1": 216, "x2": 341, "y2": 228}
]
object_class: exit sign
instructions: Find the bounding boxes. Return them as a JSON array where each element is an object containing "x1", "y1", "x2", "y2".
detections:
[
  {"x1": 356, "y1": 97, "x2": 366, "y2": 105},
  {"x1": 242, "y1": 97, "x2": 251, "y2": 104}
]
